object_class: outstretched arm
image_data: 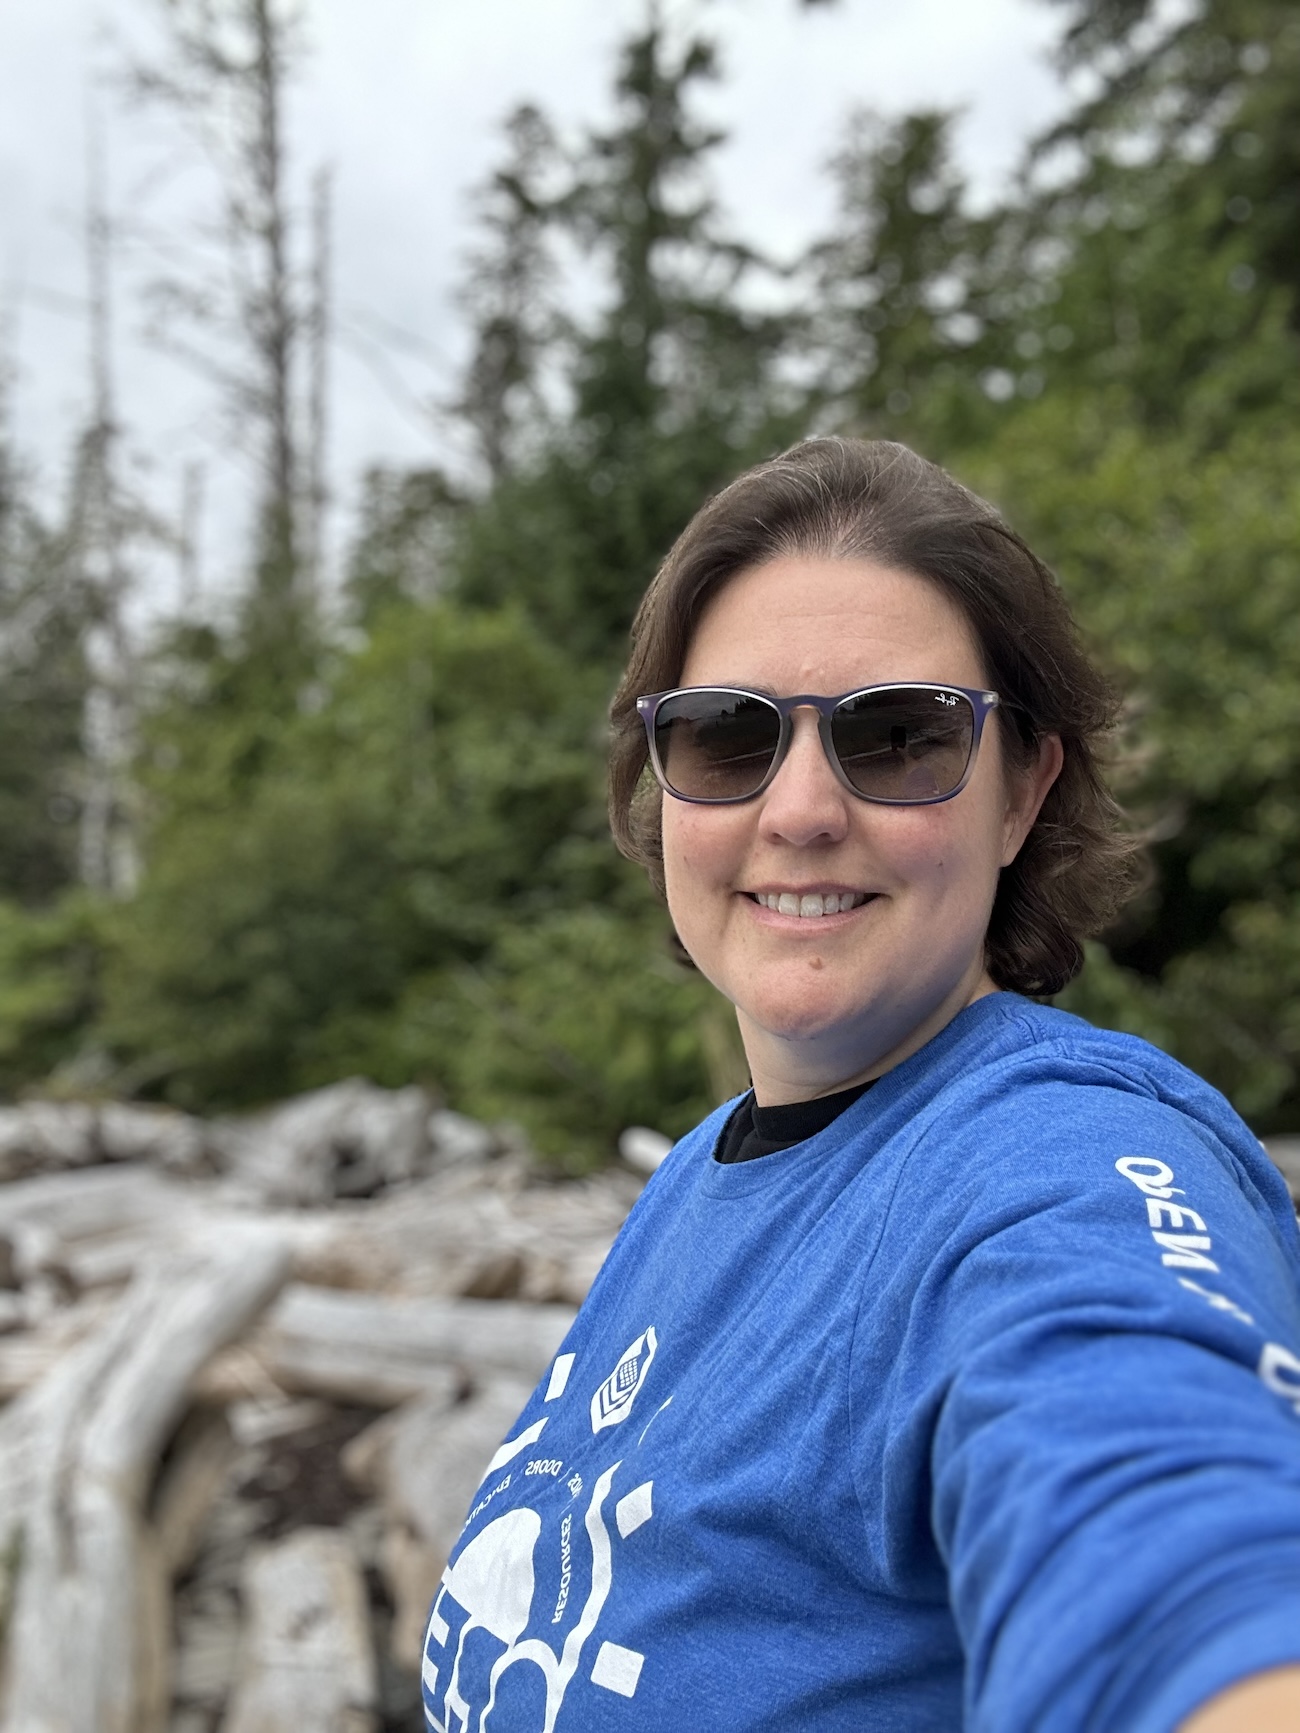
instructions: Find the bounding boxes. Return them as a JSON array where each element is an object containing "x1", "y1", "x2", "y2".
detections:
[
  {"x1": 891, "y1": 1074, "x2": 1300, "y2": 1730},
  {"x1": 1182, "y1": 1666, "x2": 1300, "y2": 1732}
]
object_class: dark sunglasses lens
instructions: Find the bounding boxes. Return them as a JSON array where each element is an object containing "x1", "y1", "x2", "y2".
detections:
[
  {"x1": 831, "y1": 688, "x2": 975, "y2": 802},
  {"x1": 654, "y1": 691, "x2": 782, "y2": 800}
]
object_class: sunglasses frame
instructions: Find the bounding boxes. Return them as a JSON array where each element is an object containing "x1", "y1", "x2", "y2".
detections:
[{"x1": 637, "y1": 682, "x2": 1002, "y2": 807}]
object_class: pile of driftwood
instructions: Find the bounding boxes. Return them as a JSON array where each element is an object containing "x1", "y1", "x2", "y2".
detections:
[{"x1": 0, "y1": 1082, "x2": 656, "y2": 1733}]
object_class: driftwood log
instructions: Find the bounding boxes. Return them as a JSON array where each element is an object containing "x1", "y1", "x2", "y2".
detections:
[
  {"x1": 203, "y1": 1285, "x2": 576, "y2": 1407},
  {"x1": 222, "y1": 1528, "x2": 377, "y2": 1733},
  {"x1": 343, "y1": 1375, "x2": 540, "y2": 1667},
  {"x1": 212, "y1": 1079, "x2": 434, "y2": 1207},
  {"x1": 0, "y1": 1228, "x2": 290, "y2": 1733},
  {"x1": 0, "y1": 1079, "x2": 503, "y2": 1200},
  {"x1": 0, "y1": 1100, "x2": 210, "y2": 1184}
]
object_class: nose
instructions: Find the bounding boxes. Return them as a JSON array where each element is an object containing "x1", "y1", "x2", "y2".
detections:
[{"x1": 757, "y1": 708, "x2": 851, "y2": 847}]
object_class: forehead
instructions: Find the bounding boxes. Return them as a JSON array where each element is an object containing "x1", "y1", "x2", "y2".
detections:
[{"x1": 679, "y1": 555, "x2": 986, "y2": 691}]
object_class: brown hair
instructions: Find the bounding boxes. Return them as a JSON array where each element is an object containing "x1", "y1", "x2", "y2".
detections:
[{"x1": 608, "y1": 436, "x2": 1143, "y2": 997}]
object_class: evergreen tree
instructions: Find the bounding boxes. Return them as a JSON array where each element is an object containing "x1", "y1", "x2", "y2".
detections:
[
  {"x1": 951, "y1": 0, "x2": 1300, "y2": 1128},
  {"x1": 10, "y1": 0, "x2": 1300, "y2": 1160},
  {"x1": 0, "y1": 444, "x2": 90, "y2": 906},
  {"x1": 1045, "y1": 0, "x2": 1299, "y2": 329},
  {"x1": 811, "y1": 110, "x2": 987, "y2": 434},
  {"x1": 453, "y1": 16, "x2": 798, "y2": 662},
  {"x1": 345, "y1": 466, "x2": 465, "y2": 622},
  {"x1": 451, "y1": 104, "x2": 563, "y2": 485},
  {"x1": 0, "y1": 389, "x2": 113, "y2": 1095},
  {"x1": 1016, "y1": 0, "x2": 1300, "y2": 426}
]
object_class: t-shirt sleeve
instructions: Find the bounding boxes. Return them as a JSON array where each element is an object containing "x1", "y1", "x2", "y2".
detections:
[{"x1": 860, "y1": 1070, "x2": 1300, "y2": 1733}]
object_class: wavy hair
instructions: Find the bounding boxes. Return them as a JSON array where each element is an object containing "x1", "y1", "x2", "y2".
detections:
[{"x1": 608, "y1": 437, "x2": 1144, "y2": 997}]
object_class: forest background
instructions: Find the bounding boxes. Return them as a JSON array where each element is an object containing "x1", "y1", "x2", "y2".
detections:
[{"x1": 2, "y1": 0, "x2": 1298, "y2": 1169}]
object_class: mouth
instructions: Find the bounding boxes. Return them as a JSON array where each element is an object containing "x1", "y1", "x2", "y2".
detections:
[{"x1": 745, "y1": 890, "x2": 875, "y2": 920}]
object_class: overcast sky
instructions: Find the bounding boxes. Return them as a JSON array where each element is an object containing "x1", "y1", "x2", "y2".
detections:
[{"x1": 0, "y1": 0, "x2": 1068, "y2": 608}]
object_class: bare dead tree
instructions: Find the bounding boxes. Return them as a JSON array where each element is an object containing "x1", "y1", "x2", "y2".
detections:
[
  {"x1": 0, "y1": 315, "x2": 17, "y2": 572},
  {"x1": 178, "y1": 458, "x2": 205, "y2": 608},
  {"x1": 304, "y1": 163, "x2": 332, "y2": 597},
  {"x1": 73, "y1": 108, "x2": 141, "y2": 897},
  {"x1": 127, "y1": 0, "x2": 328, "y2": 613}
]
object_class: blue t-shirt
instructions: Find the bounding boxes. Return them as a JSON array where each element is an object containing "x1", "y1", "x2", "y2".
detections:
[{"x1": 420, "y1": 995, "x2": 1300, "y2": 1732}]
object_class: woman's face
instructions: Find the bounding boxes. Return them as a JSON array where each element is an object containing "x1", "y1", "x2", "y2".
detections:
[{"x1": 662, "y1": 554, "x2": 1061, "y2": 1102}]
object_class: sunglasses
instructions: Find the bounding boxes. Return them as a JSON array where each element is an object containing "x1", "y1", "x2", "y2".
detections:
[{"x1": 637, "y1": 683, "x2": 1001, "y2": 807}]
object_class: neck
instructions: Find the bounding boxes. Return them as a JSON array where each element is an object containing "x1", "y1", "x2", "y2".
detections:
[{"x1": 740, "y1": 961, "x2": 999, "y2": 1107}]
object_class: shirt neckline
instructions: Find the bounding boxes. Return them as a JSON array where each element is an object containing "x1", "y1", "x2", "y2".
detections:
[{"x1": 695, "y1": 993, "x2": 1022, "y2": 1197}]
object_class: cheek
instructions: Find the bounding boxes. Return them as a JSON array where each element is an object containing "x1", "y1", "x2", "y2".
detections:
[
  {"x1": 662, "y1": 807, "x2": 729, "y2": 917},
  {"x1": 662, "y1": 807, "x2": 763, "y2": 958},
  {"x1": 877, "y1": 806, "x2": 1004, "y2": 904},
  {"x1": 865, "y1": 809, "x2": 955, "y2": 882}
]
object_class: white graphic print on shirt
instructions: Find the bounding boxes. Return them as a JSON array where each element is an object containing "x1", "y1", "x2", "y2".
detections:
[
  {"x1": 421, "y1": 1330, "x2": 660, "y2": 1732},
  {"x1": 590, "y1": 1327, "x2": 657, "y2": 1432}
]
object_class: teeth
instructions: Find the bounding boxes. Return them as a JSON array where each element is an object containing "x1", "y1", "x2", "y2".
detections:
[{"x1": 760, "y1": 892, "x2": 867, "y2": 918}]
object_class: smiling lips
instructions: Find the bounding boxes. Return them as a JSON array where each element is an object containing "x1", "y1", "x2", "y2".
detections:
[{"x1": 748, "y1": 890, "x2": 873, "y2": 919}]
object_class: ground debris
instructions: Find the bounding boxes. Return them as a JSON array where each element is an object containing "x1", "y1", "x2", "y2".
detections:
[{"x1": 0, "y1": 1082, "x2": 644, "y2": 1731}]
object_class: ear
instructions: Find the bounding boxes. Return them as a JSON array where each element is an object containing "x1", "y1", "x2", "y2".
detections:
[{"x1": 1000, "y1": 734, "x2": 1064, "y2": 868}]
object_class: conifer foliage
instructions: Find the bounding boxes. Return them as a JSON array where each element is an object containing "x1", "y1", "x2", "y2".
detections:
[{"x1": 2, "y1": 1, "x2": 1299, "y2": 1160}]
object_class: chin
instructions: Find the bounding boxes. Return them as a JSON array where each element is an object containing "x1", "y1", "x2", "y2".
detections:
[{"x1": 737, "y1": 983, "x2": 877, "y2": 1047}]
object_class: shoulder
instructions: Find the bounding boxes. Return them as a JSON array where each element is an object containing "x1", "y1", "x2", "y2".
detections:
[
  {"x1": 886, "y1": 994, "x2": 1299, "y2": 1261},
  {"x1": 923, "y1": 995, "x2": 1270, "y2": 1166},
  {"x1": 955, "y1": 993, "x2": 1232, "y2": 1107}
]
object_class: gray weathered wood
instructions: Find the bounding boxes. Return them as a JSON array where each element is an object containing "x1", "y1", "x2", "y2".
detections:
[
  {"x1": 153, "y1": 1406, "x2": 239, "y2": 1581},
  {"x1": 0, "y1": 1164, "x2": 223, "y2": 1299},
  {"x1": 0, "y1": 1164, "x2": 329, "y2": 1331},
  {"x1": 0, "y1": 1228, "x2": 290, "y2": 1733},
  {"x1": 0, "y1": 1291, "x2": 118, "y2": 1400},
  {"x1": 221, "y1": 1528, "x2": 377, "y2": 1733},
  {"x1": 212, "y1": 1079, "x2": 431, "y2": 1206},
  {"x1": 619, "y1": 1124, "x2": 673, "y2": 1174},
  {"x1": 348, "y1": 1376, "x2": 537, "y2": 1668},
  {"x1": 0, "y1": 1162, "x2": 188, "y2": 1245},
  {"x1": 0, "y1": 1100, "x2": 207, "y2": 1183},
  {"x1": 290, "y1": 1160, "x2": 636, "y2": 1303},
  {"x1": 237, "y1": 1284, "x2": 575, "y2": 1406},
  {"x1": 0, "y1": 1101, "x2": 98, "y2": 1180},
  {"x1": 0, "y1": 1083, "x2": 639, "y2": 1726},
  {"x1": 382, "y1": 1377, "x2": 538, "y2": 1555}
]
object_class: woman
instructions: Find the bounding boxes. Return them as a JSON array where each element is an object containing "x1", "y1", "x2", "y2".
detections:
[{"x1": 420, "y1": 439, "x2": 1300, "y2": 1732}]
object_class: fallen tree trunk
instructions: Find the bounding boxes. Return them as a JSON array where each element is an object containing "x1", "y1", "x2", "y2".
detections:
[
  {"x1": 0, "y1": 1227, "x2": 290, "y2": 1733},
  {"x1": 0, "y1": 1291, "x2": 119, "y2": 1400},
  {"x1": 0, "y1": 1100, "x2": 207, "y2": 1183},
  {"x1": 153, "y1": 1406, "x2": 241, "y2": 1581},
  {"x1": 199, "y1": 1284, "x2": 576, "y2": 1408},
  {"x1": 212, "y1": 1079, "x2": 433, "y2": 1205}
]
